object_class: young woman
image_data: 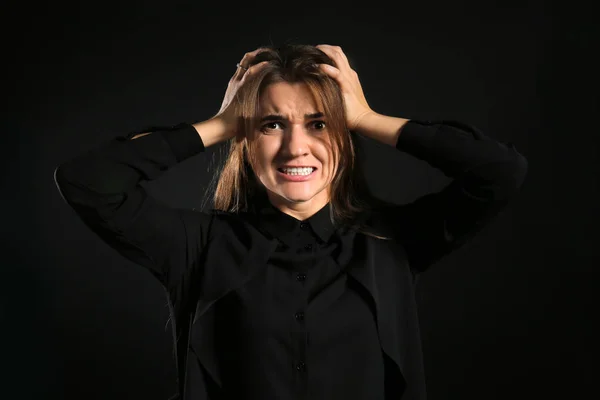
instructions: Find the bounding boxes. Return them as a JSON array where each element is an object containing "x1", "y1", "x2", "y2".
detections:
[{"x1": 54, "y1": 44, "x2": 528, "y2": 400}]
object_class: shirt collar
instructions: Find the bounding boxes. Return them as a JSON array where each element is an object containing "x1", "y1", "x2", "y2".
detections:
[{"x1": 250, "y1": 191, "x2": 337, "y2": 245}]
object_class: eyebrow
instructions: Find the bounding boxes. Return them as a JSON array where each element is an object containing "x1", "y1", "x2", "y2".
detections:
[{"x1": 258, "y1": 112, "x2": 324, "y2": 123}]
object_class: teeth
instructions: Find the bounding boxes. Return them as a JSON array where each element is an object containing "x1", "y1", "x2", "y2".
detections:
[{"x1": 281, "y1": 167, "x2": 314, "y2": 176}]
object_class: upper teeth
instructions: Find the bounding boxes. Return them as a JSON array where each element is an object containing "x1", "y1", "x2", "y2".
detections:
[{"x1": 281, "y1": 167, "x2": 314, "y2": 175}]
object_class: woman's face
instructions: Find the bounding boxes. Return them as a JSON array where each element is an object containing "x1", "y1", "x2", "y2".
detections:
[{"x1": 250, "y1": 81, "x2": 337, "y2": 219}]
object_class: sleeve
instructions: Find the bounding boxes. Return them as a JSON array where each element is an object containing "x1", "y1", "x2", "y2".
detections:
[
  {"x1": 54, "y1": 122, "x2": 215, "y2": 293},
  {"x1": 382, "y1": 119, "x2": 528, "y2": 273}
]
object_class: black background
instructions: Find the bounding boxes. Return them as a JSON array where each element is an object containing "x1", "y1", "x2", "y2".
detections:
[{"x1": 3, "y1": 1, "x2": 596, "y2": 399}]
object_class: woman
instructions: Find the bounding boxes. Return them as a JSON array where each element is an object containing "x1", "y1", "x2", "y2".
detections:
[{"x1": 54, "y1": 44, "x2": 528, "y2": 400}]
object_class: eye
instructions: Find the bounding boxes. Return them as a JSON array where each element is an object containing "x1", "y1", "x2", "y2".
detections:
[
  {"x1": 312, "y1": 120, "x2": 326, "y2": 130},
  {"x1": 260, "y1": 122, "x2": 283, "y2": 133},
  {"x1": 259, "y1": 120, "x2": 327, "y2": 134}
]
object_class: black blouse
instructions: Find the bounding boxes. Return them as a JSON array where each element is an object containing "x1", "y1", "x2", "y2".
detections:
[
  {"x1": 54, "y1": 118, "x2": 528, "y2": 400},
  {"x1": 216, "y1": 196, "x2": 385, "y2": 399}
]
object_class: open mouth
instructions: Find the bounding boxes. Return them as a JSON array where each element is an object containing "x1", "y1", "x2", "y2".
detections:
[
  {"x1": 276, "y1": 167, "x2": 317, "y2": 181},
  {"x1": 277, "y1": 167, "x2": 317, "y2": 176}
]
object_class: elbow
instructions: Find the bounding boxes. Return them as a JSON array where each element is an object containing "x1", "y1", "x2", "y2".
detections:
[
  {"x1": 54, "y1": 162, "x2": 88, "y2": 205},
  {"x1": 54, "y1": 164, "x2": 73, "y2": 205},
  {"x1": 511, "y1": 152, "x2": 528, "y2": 191},
  {"x1": 53, "y1": 165, "x2": 64, "y2": 187},
  {"x1": 464, "y1": 153, "x2": 528, "y2": 202},
  {"x1": 503, "y1": 142, "x2": 528, "y2": 192},
  {"x1": 53, "y1": 163, "x2": 73, "y2": 193},
  {"x1": 491, "y1": 153, "x2": 529, "y2": 201}
]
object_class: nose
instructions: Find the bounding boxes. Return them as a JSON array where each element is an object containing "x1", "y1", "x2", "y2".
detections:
[{"x1": 281, "y1": 123, "x2": 310, "y2": 157}]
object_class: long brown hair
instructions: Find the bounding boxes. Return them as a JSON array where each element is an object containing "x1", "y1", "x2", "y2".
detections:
[{"x1": 207, "y1": 44, "x2": 390, "y2": 240}]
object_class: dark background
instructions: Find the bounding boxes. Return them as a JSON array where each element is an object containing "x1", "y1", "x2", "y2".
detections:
[{"x1": 3, "y1": 1, "x2": 595, "y2": 399}]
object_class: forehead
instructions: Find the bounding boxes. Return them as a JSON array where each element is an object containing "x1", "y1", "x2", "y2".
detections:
[{"x1": 258, "y1": 82, "x2": 321, "y2": 113}]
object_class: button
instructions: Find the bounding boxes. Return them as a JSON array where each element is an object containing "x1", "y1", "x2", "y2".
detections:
[
  {"x1": 300, "y1": 222, "x2": 309, "y2": 230},
  {"x1": 296, "y1": 361, "x2": 306, "y2": 372},
  {"x1": 304, "y1": 244, "x2": 312, "y2": 251},
  {"x1": 296, "y1": 273, "x2": 306, "y2": 282},
  {"x1": 295, "y1": 311, "x2": 304, "y2": 321}
]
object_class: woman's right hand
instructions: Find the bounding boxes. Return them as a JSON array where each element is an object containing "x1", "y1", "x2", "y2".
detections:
[{"x1": 213, "y1": 48, "x2": 270, "y2": 138}]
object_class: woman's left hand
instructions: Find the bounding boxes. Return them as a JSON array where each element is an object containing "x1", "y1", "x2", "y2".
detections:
[{"x1": 316, "y1": 44, "x2": 375, "y2": 131}]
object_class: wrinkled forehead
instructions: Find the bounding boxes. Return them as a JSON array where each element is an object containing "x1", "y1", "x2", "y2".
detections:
[{"x1": 257, "y1": 82, "x2": 324, "y2": 118}]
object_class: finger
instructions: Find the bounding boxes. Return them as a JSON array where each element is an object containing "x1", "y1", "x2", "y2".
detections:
[
  {"x1": 317, "y1": 63, "x2": 350, "y2": 90},
  {"x1": 233, "y1": 47, "x2": 270, "y2": 80},
  {"x1": 316, "y1": 44, "x2": 350, "y2": 69},
  {"x1": 320, "y1": 44, "x2": 349, "y2": 63},
  {"x1": 232, "y1": 63, "x2": 248, "y2": 81},
  {"x1": 317, "y1": 63, "x2": 341, "y2": 79},
  {"x1": 241, "y1": 47, "x2": 270, "y2": 65},
  {"x1": 240, "y1": 47, "x2": 270, "y2": 68},
  {"x1": 239, "y1": 61, "x2": 270, "y2": 84},
  {"x1": 232, "y1": 50, "x2": 257, "y2": 80}
]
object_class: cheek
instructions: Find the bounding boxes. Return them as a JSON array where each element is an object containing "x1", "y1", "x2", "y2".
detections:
[
  {"x1": 255, "y1": 139, "x2": 279, "y2": 167},
  {"x1": 320, "y1": 146, "x2": 336, "y2": 171}
]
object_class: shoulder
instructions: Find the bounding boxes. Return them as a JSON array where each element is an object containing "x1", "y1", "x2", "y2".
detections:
[
  {"x1": 206, "y1": 209, "x2": 263, "y2": 237},
  {"x1": 336, "y1": 201, "x2": 396, "y2": 242},
  {"x1": 207, "y1": 209, "x2": 245, "y2": 229}
]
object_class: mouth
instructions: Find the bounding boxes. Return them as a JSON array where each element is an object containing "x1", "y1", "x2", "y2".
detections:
[
  {"x1": 276, "y1": 166, "x2": 317, "y2": 181},
  {"x1": 277, "y1": 166, "x2": 317, "y2": 174}
]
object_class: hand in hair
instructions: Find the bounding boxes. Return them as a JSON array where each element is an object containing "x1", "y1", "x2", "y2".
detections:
[
  {"x1": 315, "y1": 44, "x2": 375, "y2": 131},
  {"x1": 214, "y1": 47, "x2": 270, "y2": 136}
]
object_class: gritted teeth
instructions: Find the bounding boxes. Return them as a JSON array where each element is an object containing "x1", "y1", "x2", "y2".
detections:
[
  {"x1": 277, "y1": 166, "x2": 316, "y2": 175},
  {"x1": 277, "y1": 167, "x2": 316, "y2": 172}
]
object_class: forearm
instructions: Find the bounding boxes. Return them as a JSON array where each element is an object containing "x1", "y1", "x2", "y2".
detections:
[
  {"x1": 353, "y1": 112, "x2": 411, "y2": 147},
  {"x1": 131, "y1": 117, "x2": 232, "y2": 148},
  {"x1": 393, "y1": 120, "x2": 527, "y2": 180},
  {"x1": 56, "y1": 123, "x2": 205, "y2": 201},
  {"x1": 378, "y1": 120, "x2": 528, "y2": 271},
  {"x1": 356, "y1": 115, "x2": 528, "y2": 206},
  {"x1": 192, "y1": 117, "x2": 235, "y2": 148}
]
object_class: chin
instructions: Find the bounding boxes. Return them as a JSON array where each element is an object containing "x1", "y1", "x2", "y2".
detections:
[
  {"x1": 261, "y1": 175, "x2": 330, "y2": 206},
  {"x1": 277, "y1": 185, "x2": 329, "y2": 204},
  {"x1": 278, "y1": 192, "x2": 316, "y2": 204}
]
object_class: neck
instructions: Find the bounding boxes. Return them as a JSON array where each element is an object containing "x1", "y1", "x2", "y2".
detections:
[{"x1": 267, "y1": 192, "x2": 330, "y2": 221}]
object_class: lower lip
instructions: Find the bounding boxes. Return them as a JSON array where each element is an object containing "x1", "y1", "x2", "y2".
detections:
[{"x1": 277, "y1": 168, "x2": 317, "y2": 181}]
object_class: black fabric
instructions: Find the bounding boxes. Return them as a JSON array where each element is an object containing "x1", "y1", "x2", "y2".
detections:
[
  {"x1": 54, "y1": 119, "x2": 528, "y2": 400},
  {"x1": 214, "y1": 199, "x2": 385, "y2": 399}
]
